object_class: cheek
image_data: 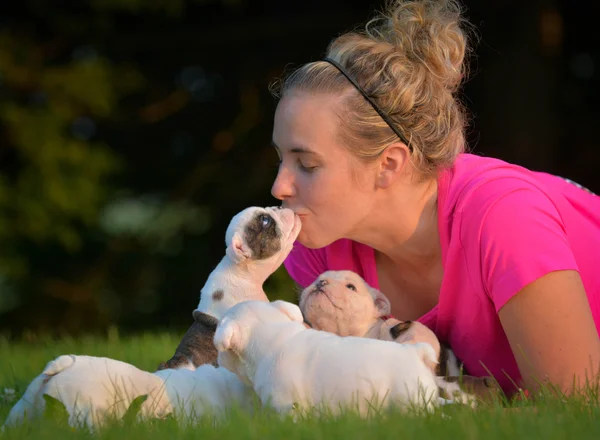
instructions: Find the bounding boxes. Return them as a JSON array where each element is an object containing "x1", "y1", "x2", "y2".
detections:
[
  {"x1": 338, "y1": 295, "x2": 373, "y2": 319},
  {"x1": 303, "y1": 300, "x2": 335, "y2": 322},
  {"x1": 298, "y1": 167, "x2": 354, "y2": 207},
  {"x1": 295, "y1": 199, "x2": 352, "y2": 247},
  {"x1": 296, "y1": 173, "x2": 327, "y2": 208},
  {"x1": 294, "y1": 169, "x2": 373, "y2": 246}
]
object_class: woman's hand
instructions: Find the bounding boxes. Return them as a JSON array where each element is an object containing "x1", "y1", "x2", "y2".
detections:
[{"x1": 498, "y1": 269, "x2": 600, "y2": 396}]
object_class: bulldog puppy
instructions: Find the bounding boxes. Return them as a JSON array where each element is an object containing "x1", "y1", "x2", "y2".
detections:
[
  {"x1": 4, "y1": 355, "x2": 170, "y2": 429},
  {"x1": 158, "y1": 309, "x2": 220, "y2": 371},
  {"x1": 299, "y1": 270, "x2": 502, "y2": 402},
  {"x1": 158, "y1": 205, "x2": 301, "y2": 370},
  {"x1": 299, "y1": 271, "x2": 444, "y2": 373},
  {"x1": 152, "y1": 364, "x2": 256, "y2": 422},
  {"x1": 4, "y1": 354, "x2": 255, "y2": 430},
  {"x1": 214, "y1": 299, "x2": 454, "y2": 418}
]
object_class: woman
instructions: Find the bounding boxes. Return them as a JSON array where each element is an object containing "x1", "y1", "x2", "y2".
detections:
[{"x1": 269, "y1": 0, "x2": 600, "y2": 399}]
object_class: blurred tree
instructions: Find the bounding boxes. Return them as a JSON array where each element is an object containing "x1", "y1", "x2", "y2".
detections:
[
  {"x1": 0, "y1": 0, "x2": 310, "y2": 336},
  {"x1": 0, "y1": 0, "x2": 597, "y2": 337}
]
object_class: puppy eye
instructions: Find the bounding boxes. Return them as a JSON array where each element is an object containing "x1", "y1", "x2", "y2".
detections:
[
  {"x1": 346, "y1": 283, "x2": 357, "y2": 291},
  {"x1": 260, "y1": 214, "x2": 272, "y2": 228}
]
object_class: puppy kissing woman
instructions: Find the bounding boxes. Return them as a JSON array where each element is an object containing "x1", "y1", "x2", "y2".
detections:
[{"x1": 268, "y1": 0, "x2": 600, "y2": 399}]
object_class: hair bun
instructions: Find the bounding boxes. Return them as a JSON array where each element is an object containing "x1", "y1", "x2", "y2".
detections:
[{"x1": 367, "y1": 0, "x2": 472, "y2": 92}]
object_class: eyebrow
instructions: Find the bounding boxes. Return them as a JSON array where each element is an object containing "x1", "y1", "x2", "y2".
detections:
[{"x1": 271, "y1": 141, "x2": 321, "y2": 157}]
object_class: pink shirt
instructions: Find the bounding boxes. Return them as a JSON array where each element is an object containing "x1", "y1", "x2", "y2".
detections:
[{"x1": 283, "y1": 153, "x2": 600, "y2": 396}]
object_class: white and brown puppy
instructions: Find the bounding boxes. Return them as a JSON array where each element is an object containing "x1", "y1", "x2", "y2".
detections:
[
  {"x1": 4, "y1": 354, "x2": 255, "y2": 430},
  {"x1": 158, "y1": 206, "x2": 301, "y2": 370},
  {"x1": 299, "y1": 271, "x2": 501, "y2": 402},
  {"x1": 214, "y1": 299, "x2": 452, "y2": 418}
]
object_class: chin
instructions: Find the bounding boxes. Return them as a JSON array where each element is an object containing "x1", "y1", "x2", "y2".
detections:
[{"x1": 296, "y1": 230, "x2": 336, "y2": 250}]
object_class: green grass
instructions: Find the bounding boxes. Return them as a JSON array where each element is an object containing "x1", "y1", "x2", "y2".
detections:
[{"x1": 1, "y1": 332, "x2": 599, "y2": 439}]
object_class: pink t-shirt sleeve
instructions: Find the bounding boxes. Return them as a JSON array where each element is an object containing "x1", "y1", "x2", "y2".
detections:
[
  {"x1": 459, "y1": 179, "x2": 580, "y2": 312},
  {"x1": 283, "y1": 243, "x2": 327, "y2": 288}
]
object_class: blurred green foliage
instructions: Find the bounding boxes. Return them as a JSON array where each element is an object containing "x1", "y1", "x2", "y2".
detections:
[{"x1": 0, "y1": 0, "x2": 298, "y2": 336}]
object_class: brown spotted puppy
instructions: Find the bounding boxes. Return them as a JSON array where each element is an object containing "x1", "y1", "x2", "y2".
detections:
[
  {"x1": 299, "y1": 270, "x2": 502, "y2": 402},
  {"x1": 379, "y1": 318, "x2": 461, "y2": 377},
  {"x1": 158, "y1": 206, "x2": 301, "y2": 370},
  {"x1": 157, "y1": 310, "x2": 219, "y2": 370}
]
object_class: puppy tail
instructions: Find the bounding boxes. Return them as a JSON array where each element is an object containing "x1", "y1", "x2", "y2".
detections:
[
  {"x1": 42, "y1": 354, "x2": 76, "y2": 375},
  {"x1": 3, "y1": 355, "x2": 76, "y2": 429}
]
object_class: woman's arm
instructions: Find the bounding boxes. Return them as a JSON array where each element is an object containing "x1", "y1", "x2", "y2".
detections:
[
  {"x1": 457, "y1": 177, "x2": 600, "y2": 398},
  {"x1": 499, "y1": 269, "x2": 600, "y2": 396}
]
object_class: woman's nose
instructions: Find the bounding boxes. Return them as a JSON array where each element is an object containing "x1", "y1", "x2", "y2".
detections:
[{"x1": 271, "y1": 167, "x2": 294, "y2": 201}]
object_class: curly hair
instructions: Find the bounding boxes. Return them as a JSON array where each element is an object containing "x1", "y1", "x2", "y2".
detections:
[{"x1": 270, "y1": 0, "x2": 477, "y2": 177}]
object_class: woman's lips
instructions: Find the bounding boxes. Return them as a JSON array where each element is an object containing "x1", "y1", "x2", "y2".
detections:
[{"x1": 282, "y1": 205, "x2": 308, "y2": 217}]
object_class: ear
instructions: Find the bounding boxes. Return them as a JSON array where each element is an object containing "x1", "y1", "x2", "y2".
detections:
[
  {"x1": 225, "y1": 232, "x2": 251, "y2": 263},
  {"x1": 369, "y1": 287, "x2": 391, "y2": 317},
  {"x1": 376, "y1": 143, "x2": 409, "y2": 189},
  {"x1": 213, "y1": 319, "x2": 241, "y2": 352},
  {"x1": 271, "y1": 300, "x2": 304, "y2": 323}
]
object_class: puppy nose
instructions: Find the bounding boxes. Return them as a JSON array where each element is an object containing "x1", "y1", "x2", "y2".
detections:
[{"x1": 316, "y1": 279, "x2": 328, "y2": 288}]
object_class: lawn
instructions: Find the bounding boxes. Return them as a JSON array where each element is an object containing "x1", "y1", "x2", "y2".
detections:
[{"x1": 1, "y1": 332, "x2": 599, "y2": 439}]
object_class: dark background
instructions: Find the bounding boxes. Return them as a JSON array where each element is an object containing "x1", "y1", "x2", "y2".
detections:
[{"x1": 0, "y1": 0, "x2": 597, "y2": 338}]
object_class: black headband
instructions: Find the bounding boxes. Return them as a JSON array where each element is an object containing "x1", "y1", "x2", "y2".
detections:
[{"x1": 322, "y1": 57, "x2": 412, "y2": 151}]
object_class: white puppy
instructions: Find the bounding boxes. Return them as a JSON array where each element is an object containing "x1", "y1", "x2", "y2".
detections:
[
  {"x1": 214, "y1": 300, "x2": 443, "y2": 418},
  {"x1": 4, "y1": 355, "x2": 255, "y2": 430},
  {"x1": 299, "y1": 270, "x2": 444, "y2": 373},
  {"x1": 299, "y1": 270, "x2": 500, "y2": 402},
  {"x1": 159, "y1": 205, "x2": 301, "y2": 370}
]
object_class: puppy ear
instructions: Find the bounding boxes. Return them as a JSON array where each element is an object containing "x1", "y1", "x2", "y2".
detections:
[
  {"x1": 213, "y1": 319, "x2": 241, "y2": 352},
  {"x1": 226, "y1": 232, "x2": 252, "y2": 263},
  {"x1": 369, "y1": 287, "x2": 391, "y2": 317},
  {"x1": 271, "y1": 300, "x2": 304, "y2": 323}
]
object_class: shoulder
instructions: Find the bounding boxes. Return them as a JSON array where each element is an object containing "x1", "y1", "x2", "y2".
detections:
[
  {"x1": 440, "y1": 153, "x2": 557, "y2": 215},
  {"x1": 441, "y1": 154, "x2": 580, "y2": 308},
  {"x1": 439, "y1": 153, "x2": 569, "y2": 237}
]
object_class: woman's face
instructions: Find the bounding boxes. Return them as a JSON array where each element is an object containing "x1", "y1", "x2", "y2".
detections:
[{"x1": 271, "y1": 91, "x2": 378, "y2": 249}]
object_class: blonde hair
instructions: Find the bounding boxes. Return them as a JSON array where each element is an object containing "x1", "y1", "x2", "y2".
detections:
[{"x1": 270, "y1": 0, "x2": 476, "y2": 177}]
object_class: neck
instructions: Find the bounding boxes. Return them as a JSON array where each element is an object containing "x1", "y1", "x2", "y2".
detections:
[
  {"x1": 197, "y1": 257, "x2": 272, "y2": 319},
  {"x1": 349, "y1": 177, "x2": 440, "y2": 269},
  {"x1": 216, "y1": 256, "x2": 274, "y2": 284}
]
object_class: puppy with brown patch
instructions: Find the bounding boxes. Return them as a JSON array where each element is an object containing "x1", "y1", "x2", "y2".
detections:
[
  {"x1": 158, "y1": 206, "x2": 301, "y2": 370},
  {"x1": 299, "y1": 270, "x2": 502, "y2": 403}
]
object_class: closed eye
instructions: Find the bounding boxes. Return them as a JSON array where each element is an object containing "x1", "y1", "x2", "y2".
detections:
[
  {"x1": 346, "y1": 283, "x2": 357, "y2": 291},
  {"x1": 298, "y1": 160, "x2": 317, "y2": 173}
]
